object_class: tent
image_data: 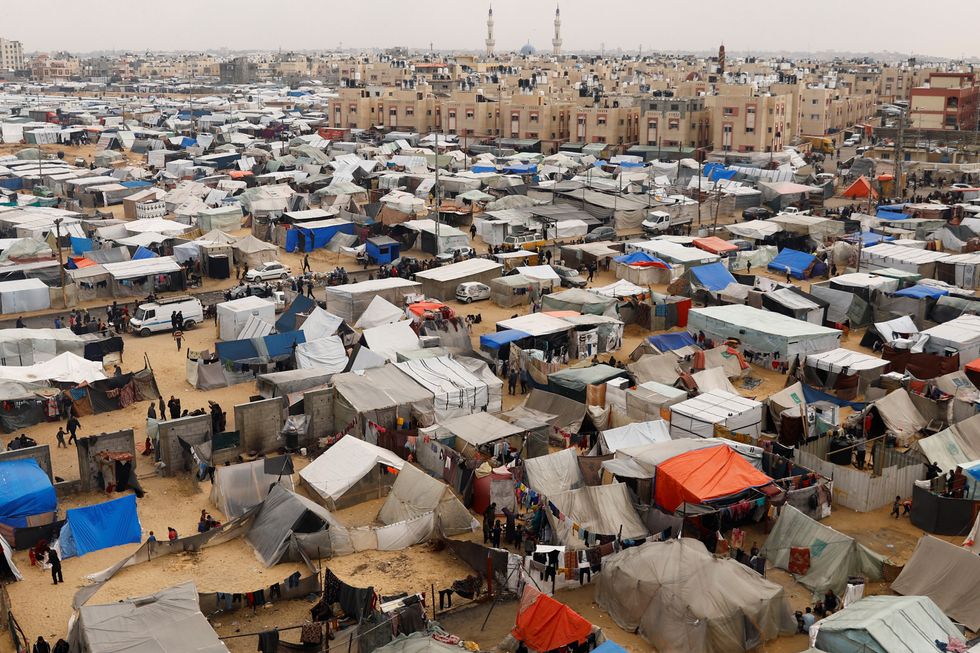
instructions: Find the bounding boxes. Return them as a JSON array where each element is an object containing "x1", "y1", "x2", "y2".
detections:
[
  {"x1": 68, "y1": 581, "x2": 229, "y2": 653},
  {"x1": 693, "y1": 236, "x2": 738, "y2": 255},
  {"x1": 210, "y1": 457, "x2": 295, "y2": 519},
  {"x1": 523, "y1": 447, "x2": 585, "y2": 497},
  {"x1": 596, "y1": 538, "x2": 795, "y2": 653},
  {"x1": 394, "y1": 356, "x2": 489, "y2": 421},
  {"x1": 653, "y1": 444, "x2": 773, "y2": 512},
  {"x1": 541, "y1": 289, "x2": 617, "y2": 317},
  {"x1": 363, "y1": 321, "x2": 421, "y2": 362},
  {"x1": 892, "y1": 535, "x2": 980, "y2": 630},
  {"x1": 512, "y1": 585, "x2": 593, "y2": 652},
  {"x1": 354, "y1": 295, "x2": 406, "y2": 330},
  {"x1": 376, "y1": 464, "x2": 478, "y2": 536},
  {"x1": 246, "y1": 484, "x2": 346, "y2": 566},
  {"x1": 761, "y1": 505, "x2": 886, "y2": 595},
  {"x1": 814, "y1": 596, "x2": 960, "y2": 653},
  {"x1": 689, "y1": 262, "x2": 737, "y2": 291},
  {"x1": 294, "y1": 336, "x2": 348, "y2": 372},
  {"x1": 597, "y1": 421, "x2": 671, "y2": 454},
  {"x1": 547, "y1": 364, "x2": 628, "y2": 402},
  {"x1": 768, "y1": 248, "x2": 818, "y2": 280},
  {"x1": 688, "y1": 305, "x2": 841, "y2": 357},
  {"x1": 58, "y1": 494, "x2": 142, "y2": 559},
  {"x1": 0, "y1": 351, "x2": 107, "y2": 385},
  {"x1": 331, "y1": 366, "x2": 435, "y2": 439},
  {"x1": 669, "y1": 390, "x2": 763, "y2": 440},
  {"x1": 325, "y1": 277, "x2": 421, "y2": 323},
  {"x1": 373, "y1": 633, "x2": 471, "y2": 653},
  {"x1": 0, "y1": 459, "x2": 56, "y2": 529},
  {"x1": 299, "y1": 435, "x2": 405, "y2": 509},
  {"x1": 647, "y1": 331, "x2": 697, "y2": 353},
  {"x1": 0, "y1": 278, "x2": 50, "y2": 314},
  {"x1": 841, "y1": 176, "x2": 877, "y2": 199},
  {"x1": 867, "y1": 389, "x2": 927, "y2": 446},
  {"x1": 216, "y1": 296, "x2": 275, "y2": 341},
  {"x1": 546, "y1": 483, "x2": 649, "y2": 548},
  {"x1": 917, "y1": 412, "x2": 980, "y2": 474}
]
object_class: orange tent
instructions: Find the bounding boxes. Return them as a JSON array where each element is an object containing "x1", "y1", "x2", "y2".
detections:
[
  {"x1": 841, "y1": 176, "x2": 877, "y2": 200},
  {"x1": 512, "y1": 586, "x2": 592, "y2": 652},
  {"x1": 693, "y1": 236, "x2": 738, "y2": 255},
  {"x1": 654, "y1": 445, "x2": 773, "y2": 512}
]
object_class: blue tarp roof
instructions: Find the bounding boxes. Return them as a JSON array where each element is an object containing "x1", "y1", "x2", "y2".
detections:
[
  {"x1": 690, "y1": 262, "x2": 736, "y2": 291},
  {"x1": 503, "y1": 164, "x2": 537, "y2": 174},
  {"x1": 214, "y1": 330, "x2": 307, "y2": 362},
  {"x1": 179, "y1": 136, "x2": 196, "y2": 148},
  {"x1": 592, "y1": 642, "x2": 627, "y2": 653},
  {"x1": 876, "y1": 209, "x2": 909, "y2": 221},
  {"x1": 71, "y1": 236, "x2": 94, "y2": 255},
  {"x1": 284, "y1": 221, "x2": 355, "y2": 253},
  {"x1": 472, "y1": 165, "x2": 497, "y2": 173},
  {"x1": 265, "y1": 331, "x2": 306, "y2": 358},
  {"x1": 480, "y1": 330, "x2": 532, "y2": 349},
  {"x1": 801, "y1": 382, "x2": 867, "y2": 410},
  {"x1": 878, "y1": 203, "x2": 907, "y2": 211},
  {"x1": 59, "y1": 494, "x2": 141, "y2": 558},
  {"x1": 849, "y1": 231, "x2": 893, "y2": 245},
  {"x1": 275, "y1": 295, "x2": 316, "y2": 332},
  {"x1": 119, "y1": 180, "x2": 153, "y2": 189},
  {"x1": 0, "y1": 459, "x2": 55, "y2": 528},
  {"x1": 893, "y1": 284, "x2": 949, "y2": 299},
  {"x1": 613, "y1": 252, "x2": 671, "y2": 268},
  {"x1": 768, "y1": 248, "x2": 817, "y2": 280},
  {"x1": 132, "y1": 246, "x2": 158, "y2": 260},
  {"x1": 647, "y1": 331, "x2": 697, "y2": 352}
]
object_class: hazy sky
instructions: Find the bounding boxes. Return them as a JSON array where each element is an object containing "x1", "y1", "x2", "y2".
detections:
[{"x1": 9, "y1": 1, "x2": 980, "y2": 59}]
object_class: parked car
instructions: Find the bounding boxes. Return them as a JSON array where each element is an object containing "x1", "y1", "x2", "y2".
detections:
[
  {"x1": 130, "y1": 296, "x2": 203, "y2": 336},
  {"x1": 456, "y1": 282, "x2": 491, "y2": 303},
  {"x1": 435, "y1": 246, "x2": 476, "y2": 263},
  {"x1": 244, "y1": 261, "x2": 291, "y2": 282},
  {"x1": 741, "y1": 207, "x2": 772, "y2": 221},
  {"x1": 584, "y1": 226, "x2": 617, "y2": 243},
  {"x1": 951, "y1": 183, "x2": 974, "y2": 190},
  {"x1": 553, "y1": 265, "x2": 588, "y2": 288}
]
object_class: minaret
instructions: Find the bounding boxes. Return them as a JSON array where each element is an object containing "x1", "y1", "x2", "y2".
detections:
[
  {"x1": 552, "y1": 4, "x2": 562, "y2": 57},
  {"x1": 486, "y1": 5, "x2": 495, "y2": 58},
  {"x1": 718, "y1": 43, "x2": 726, "y2": 75}
]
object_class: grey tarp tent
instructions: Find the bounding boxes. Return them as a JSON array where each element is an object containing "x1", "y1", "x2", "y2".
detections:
[
  {"x1": 546, "y1": 483, "x2": 648, "y2": 549},
  {"x1": 246, "y1": 484, "x2": 351, "y2": 566},
  {"x1": 299, "y1": 434, "x2": 405, "y2": 510},
  {"x1": 331, "y1": 366, "x2": 435, "y2": 439},
  {"x1": 627, "y1": 353, "x2": 682, "y2": 385},
  {"x1": 376, "y1": 464, "x2": 478, "y2": 536},
  {"x1": 891, "y1": 535, "x2": 980, "y2": 630},
  {"x1": 760, "y1": 505, "x2": 887, "y2": 595},
  {"x1": 209, "y1": 457, "x2": 294, "y2": 519},
  {"x1": 814, "y1": 595, "x2": 961, "y2": 653},
  {"x1": 523, "y1": 447, "x2": 585, "y2": 497},
  {"x1": 596, "y1": 538, "x2": 795, "y2": 653},
  {"x1": 916, "y1": 411, "x2": 980, "y2": 474},
  {"x1": 68, "y1": 581, "x2": 229, "y2": 653}
]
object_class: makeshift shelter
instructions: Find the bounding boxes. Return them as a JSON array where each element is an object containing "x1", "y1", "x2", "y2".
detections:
[
  {"x1": 688, "y1": 305, "x2": 841, "y2": 357},
  {"x1": 232, "y1": 235, "x2": 277, "y2": 268},
  {"x1": 689, "y1": 262, "x2": 737, "y2": 292},
  {"x1": 441, "y1": 412, "x2": 525, "y2": 455},
  {"x1": 859, "y1": 242, "x2": 950, "y2": 278},
  {"x1": 865, "y1": 389, "x2": 927, "y2": 446},
  {"x1": 0, "y1": 459, "x2": 56, "y2": 544},
  {"x1": 326, "y1": 278, "x2": 422, "y2": 323},
  {"x1": 58, "y1": 494, "x2": 142, "y2": 559},
  {"x1": 596, "y1": 421, "x2": 671, "y2": 454},
  {"x1": 693, "y1": 236, "x2": 738, "y2": 256},
  {"x1": 892, "y1": 535, "x2": 980, "y2": 631},
  {"x1": 546, "y1": 483, "x2": 649, "y2": 548},
  {"x1": 917, "y1": 412, "x2": 980, "y2": 474},
  {"x1": 394, "y1": 356, "x2": 489, "y2": 421},
  {"x1": 512, "y1": 585, "x2": 593, "y2": 653},
  {"x1": 331, "y1": 365, "x2": 435, "y2": 439},
  {"x1": 841, "y1": 176, "x2": 877, "y2": 199},
  {"x1": 813, "y1": 596, "x2": 961, "y2": 653},
  {"x1": 0, "y1": 278, "x2": 50, "y2": 313},
  {"x1": 596, "y1": 538, "x2": 795, "y2": 653},
  {"x1": 653, "y1": 444, "x2": 773, "y2": 512},
  {"x1": 524, "y1": 447, "x2": 585, "y2": 497},
  {"x1": 625, "y1": 382, "x2": 688, "y2": 422},
  {"x1": 628, "y1": 353, "x2": 681, "y2": 385},
  {"x1": 669, "y1": 390, "x2": 763, "y2": 440},
  {"x1": 489, "y1": 275, "x2": 540, "y2": 308},
  {"x1": 216, "y1": 296, "x2": 275, "y2": 341},
  {"x1": 68, "y1": 581, "x2": 229, "y2": 653},
  {"x1": 920, "y1": 314, "x2": 980, "y2": 363},
  {"x1": 547, "y1": 364, "x2": 629, "y2": 402},
  {"x1": 362, "y1": 321, "x2": 421, "y2": 362},
  {"x1": 246, "y1": 484, "x2": 345, "y2": 566},
  {"x1": 541, "y1": 289, "x2": 617, "y2": 317},
  {"x1": 299, "y1": 435, "x2": 405, "y2": 510},
  {"x1": 210, "y1": 457, "x2": 295, "y2": 519},
  {"x1": 767, "y1": 248, "x2": 819, "y2": 280},
  {"x1": 413, "y1": 258, "x2": 503, "y2": 301},
  {"x1": 376, "y1": 464, "x2": 478, "y2": 537},
  {"x1": 761, "y1": 505, "x2": 887, "y2": 594}
]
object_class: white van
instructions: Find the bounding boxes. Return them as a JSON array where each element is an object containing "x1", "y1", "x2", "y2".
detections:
[
  {"x1": 456, "y1": 282, "x2": 491, "y2": 303},
  {"x1": 130, "y1": 296, "x2": 204, "y2": 336}
]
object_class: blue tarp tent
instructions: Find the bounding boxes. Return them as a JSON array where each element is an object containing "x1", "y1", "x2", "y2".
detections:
[
  {"x1": 647, "y1": 331, "x2": 696, "y2": 352},
  {"x1": 120, "y1": 180, "x2": 153, "y2": 189},
  {"x1": 876, "y1": 209, "x2": 908, "y2": 221},
  {"x1": 768, "y1": 248, "x2": 817, "y2": 280},
  {"x1": 216, "y1": 331, "x2": 307, "y2": 363},
  {"x1": 132, "y1": 246, "x2": 158, "y2": 260},
  {"x1": 480, "y1": 330, "x2": 531, "y2": 350},
  {"x1": 472, "y1": 165, "x2": 497, "y2": 173},
  {"x1": 71, "y1": 237, "x2": 94, "y2": 255},
  {"x1": 275, "y1": 295, "x2": 316, "y2": 332},
  {"x1": 59, "y1": 494, "x2": 141, "y2": 558},
  {"x1": 179, "y1": 136, "x2": 196, "y2": 148},
  {"x1": 690, "y1": 262, "x2": 736, "y2": 291},
  {"x1": 613, "y1": 252, "x2": 671, "y2": 268},
  {"x1": 0, "y1": 459, "x2": 56, "y2": 528},
  {"x1": 893, "y1": 284, "x2": 949, "y2": 299},
  {"x1": 265, "y1": 331, "x2": 306, "y2": 358},
  {"x1": 592, "y1": 642, "x2": 627, "y2": 653},
  {"x1": 878, "y1": 203, "x2": 907, "y2": 211},
  {"x1": 801, "y1": 383, "x2": 867, "y2": 410},
  {"x1": 503, "y1": 164, "x2": 537, "y2": 175},
  {"x1": 284, "y1": 221, "x2": 356, "y2": 253},
  {"x1": 849, "y1": 231, "x2": 893, "y2": 246}
]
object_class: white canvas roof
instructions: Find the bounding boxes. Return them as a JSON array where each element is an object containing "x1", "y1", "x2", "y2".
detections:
[
  {"x1": 805, "y1": 348, "x2": 889, "y2": 373},
  {"x1": 726, "y1": 219, "x2": 782, "y2": 240},
  {"x1": 376, "y1": 464, "x2": 477, "y2": 536},
  {"x1": 440, "y1": 412, "x2": 524, "y2": 448},
  {"x1": 362, "y1": 321, "x2": 420, "y2": 361},
  {"x1": 209, "y1": 458, "x2": 294, "y2": 519},
  {"x1": 514, "y1": 265, "x2": 561, "y2": 283},
  {"x1": 298, "y1": 306, "x2": 344, "y2": 338},
  {"x1": 670, "y1": 389, "x2": 763, "y2": 440},
  {"x1": 688, "y1": 305, "x2": 841, "y2": 357},
  {"x1": 294, "y1": 336, "x2": 348, "y2": 372},
  {"x1": 300, "y1": 434, "x2": 405, "y2": 504},
  {"x1": 628, "y1": 240, "x2": 719, "y2": 265},
  {"x1": 598, "y1": 420, "x2": 671, "y2": 454},
  {"x1": 0, "y1": 351, "x2": 106, "y2": 384},
  {"x1": 523, "y1": 447, "x2": 585, "y2": 496},
  {"x1": 871, "y1": 389, "x2": 927, "y2": 445},
  {"x1": 414, "y1": 257, "x2": 502, "y2": 282},
  {"x1": 917, "y1": 412, "x2": 980, "y2": 474},
  {"x1": 497, "y1": 313, "x2": 572, "y2": 337},
  {"x1": 874, "y1": 315, "x2": 919, "y2": 344},
  {"x1": 102, "y1": 257, "x2": 182, "y2": 279},
  {"x1": 394, "y1": 356, "x2": 489, "y2": 421},
  {"x1": 547, "y1": 483, "x2": 649, "y2": 548},
  {"x1": 354, "y1": 295, "x2": 405, "y2": 330},
  {"x1": 920, "y1": 314, "x2": 980, "y2": 360},
  {"x1": 0, "y1": 278, "x2": 50, "y2": 314},
  {"x1": 831, "y1": 273, "x2": 900, "y2": 293}
]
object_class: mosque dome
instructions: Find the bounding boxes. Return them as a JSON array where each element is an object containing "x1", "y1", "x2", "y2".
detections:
[{"x1": 519, "y1": 42, "x2": 536, "y2": 56}]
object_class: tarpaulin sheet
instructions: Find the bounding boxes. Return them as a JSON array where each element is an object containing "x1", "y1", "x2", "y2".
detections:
[
  {"x1": 59, "y1": 494, "x2": 141, "y2": 558},
  {"x1": 613, "y1": 252, "x2": 671, "y2": 268},
  {"x1": 654, "y1": 445, "x2": 773, "y2": 512},
  {"x1": 690, "y1": 262, "x2": 736, "y2": 291},
  {"x1": 893, "y1": 284, "x2": 948, "y2": 299},
  {"x1": 0, "y1": 459, "x2": 55, "y2": 527},
  {"x1": 71, "y1": 237, "x2": 94, "y2": 255},
  {"x1": 512, "y1": 585, "x2": 592, "y2": 652},
  {"x1": 800, "y1": 383, "x2": 867, "y2": 410},
  {"x1": 275, "y1": 295, "x2": 316, "y2": 332},
  {"x1": 480, "y1": 330, "x2": 531, "y2": 350},
  {"x1": 892, "y1": 535, "x2": 980, "y2": 631},
  {"x1": 768, "y1": 248, "x2": 816, "y2": 280},
  {"x1": 647, "y1": 331, "x2": 696, "y2": 352}
]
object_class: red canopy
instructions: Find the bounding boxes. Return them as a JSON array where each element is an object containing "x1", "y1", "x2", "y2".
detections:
[
  {"x1": 693, "y1": 236, "x2": 738, "y2": 255},
  {"x1": 512, "y1": 586, "x2": 592, "y2": 651},
  {"x1": 841, "y1": 176, "x2": 877, "y2": 199},
  {"x1": 654, "y1": 445, "x2": 773, "y2": 512}
]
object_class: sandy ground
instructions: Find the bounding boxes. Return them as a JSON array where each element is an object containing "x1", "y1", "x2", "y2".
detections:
[{"x1": 0, "y1": 144, "x2": 957, "y2": 653}]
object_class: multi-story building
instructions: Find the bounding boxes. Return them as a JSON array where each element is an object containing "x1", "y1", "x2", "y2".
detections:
[
  {"x1": 706, "y1": 93, "x2": 788, "y2": 153},
  {"x1": 0, "y1": 38, "x2": 23, "y2": 70},
  {"x1": 30, "y1": 54, "x2": 80, "y2": 82},
  {"x1": 639, "y1": 96, "x2": 711, "y2": 149},
  {"x1": 910, "y1": 72, "x2": 979, "y2": 130}
]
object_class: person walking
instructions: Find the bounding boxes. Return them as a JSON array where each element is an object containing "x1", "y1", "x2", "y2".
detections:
[
  {"x1": 303, "y1": 253, "x2": 311, "y2": 273},
  {"x1": 147, "y1": 402, "x2": 156, "y2": 420},
  {"x1": 173, "y1": 328, "x2": 183, "y2": 351},
  {"x1": 66, "y1": 416, "x2": 80, "y2": 445},
  {"x1": 158, "y1": 396, "x2": 166, "y2": 421},
  {"x1": 520, "y1": 367, "x2": 529, "y2": 394},
  {"x1": 55, "y1": 427, "x2": 67, "y2": 449},
  {"x1": 306, "y1": 279, "x2": 314, "y2": 299},
  {"x1": 891, "y1": 495, "x2": 901, "y2": 519},
  {"x1": 48, "y1": 548, "x2": 62, "y2": 584},
  {"x1": 490, "y1": 520, "x2": 502, "y2": 548},
  {"x1": 32, "y1": 636, "x2": 51, "y2": 653},
  {"x1": 168, "y1": 395, "x2": 181, "y2": 420},
  {"x1": 508, "y1": 367, "x2": 518, "y2": 395}
]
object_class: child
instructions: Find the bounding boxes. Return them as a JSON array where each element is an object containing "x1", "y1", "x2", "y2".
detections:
[{"x1": 891, "y1": 495, "x2": 901, "y2": 519}]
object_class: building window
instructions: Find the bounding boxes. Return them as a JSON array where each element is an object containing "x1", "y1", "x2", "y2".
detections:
[
  {"x1": 723, "y1": 107, "x2": 736, "y2": 116},
  {"x1": 530, "y1": 113, "x2": 539, "y2": 123},
  {"x1": 405, "y1": 107, "x2": 414, "y2": 117},
  {"x1": 597, "y1": 116, "x2": 607, "y2": 126},
  {"x1": 668, "y1": 118, "x2": 680, "y2": 130},
  {"x1": 465, "y1": 109, "x2": 475, "y2": 119}
]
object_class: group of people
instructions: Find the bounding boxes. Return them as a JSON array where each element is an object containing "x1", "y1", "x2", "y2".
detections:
[
  {"x1": 796, "y1": 589, "x2": 842, "y2": 635},
  {"x1": 197, "y1": 509, "x2": 222, "y2": 533},
  {"x1": 482, "y1": 502, "x2": 532, "y2": 555}
]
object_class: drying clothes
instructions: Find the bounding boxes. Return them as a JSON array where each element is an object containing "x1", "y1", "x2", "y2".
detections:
[
  {"x1": 300, "y1": 622, "x2": 322, "y2": 645},
  {"x1": 286, "y1": 571, "x2": 301, "y2": 588},
  {"x1": 564, "y1": 551, "x2": 577, "y2": 580},
  {"x1": 254, "y1": 589, "x2": 266, "y2": 606},
  {"x1": 269, "y1": 584, "x2": 281, "y2": 600},
  {"x1": 788, "y1": 547, "x2": 811, "y2": 575},
  {"x1": 731, "y1": 527, "x2": 745, "y2": 551},
  {"x1": 257, "y1": 629, "x2": 279, "y2": 653}
]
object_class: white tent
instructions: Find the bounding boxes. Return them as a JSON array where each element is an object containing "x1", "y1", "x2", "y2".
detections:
[
  {"x1": 299, "y1": 435, "x2": 405, "y2": 509},
  {"x1": 362, "y1": 321, "x2": 421, "y2": 361},
  {"x1": 294, "y1": 336, "x2": 348, "y2": 372},
  {"x1": 354, "y1": 295, "x2": 405, "y2": 330},
  {"x1": 919, "y1": 314, "x2": 980, "y2": 362},
  {"x1": 596, "y1": 420, "x2": 671, "y2": 454},
  {"x1": 394, "y1": 356, "x2": 489, "y2": 421},
  {"x1": 546, "y1": 483, "x2": 649, "y2": 549},
  {"x1": 377, "y1": 464, "x2": 478, "y2": 536},
  {"x1": 0, "y1": 328, "x2": 85, "y2": 365},
  {"x1": 0, "y1": 351, "x2": 106, "y2": 384},
  {"x1": 669, "y1": 390, "x2": 763, "y2": 440},
  {"x1": 209, "y1": 457, "x2": 295, "y2": 519},
  {"x1": 0, "y1": 278, "x2": 50, "y2": 314},
  {"x1": 216, "y1": 296, "x2": 275, "y2": 341}
]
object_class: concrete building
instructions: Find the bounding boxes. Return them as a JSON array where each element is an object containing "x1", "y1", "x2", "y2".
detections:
[
  {"x1": 910, "y1": 72, "x2": 979, "y2": 131},
  {"x1": 706, "y1": 93, "x2": 787, "y2": 153},
  {"x1": 639, "y1": 96, "x2": 711, "y2": 150},
  {"x1": 0, "y1": 38, "x2": 23, "y2": 70}
]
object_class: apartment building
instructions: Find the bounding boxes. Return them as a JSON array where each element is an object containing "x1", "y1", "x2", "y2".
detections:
[
  {"x1": 706, "y1": 93, "x2": 788, "y2": 153},
  {"x1": 910, "y1": 72, "x2": 979, "y2": 130},
  {"x1": 326, "y1": 86, "x2": 436, "y2": 133},
  {"x1": 0, "y1": 38, "x2": 23, "y2": 70},
  {"x1": 30, "y1": 55, "x2": 80, "y2": 82},
  {"x1": 639, "y1": 96, "x2": 711, "y2": 149}
]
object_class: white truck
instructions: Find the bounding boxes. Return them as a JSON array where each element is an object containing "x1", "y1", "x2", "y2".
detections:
[
  {"x1": 641, "y1": 210, "x2": 693, "y2": 234},
  {"x1": 130, "y1": 296, "x2": 204, "y2": 336}
]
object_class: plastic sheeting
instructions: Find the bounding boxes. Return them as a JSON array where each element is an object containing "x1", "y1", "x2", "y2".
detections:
[
  {"x1": 512, "y1": 585, "x2": 593, "y2": 652},
  {"x1": 363, "y1": 321, "x2": 421, "y2": 362},
  {"x1": 0, "y1": 459, "x2": 55, "y2": 528},
  {"x1": 761, "y1": 505, "x2": 886, "y2": 595},
  {"x1": 210, "y1": 458, "x2": 295, "y2": 519},
  {"x1": 689, "y1": 262, "x2": 737, "y2": 292},
  {"x1": 917, "y1": 412, "x2": 980, "y2": 474},
  {"x1": 870, "y1": 389, "x2": 927, "y2": 446},
  {"x1": 546, "y1": 483, "x2": 649, "y2": 548},
  {"x1": 59, "y1": 494, "x2": 142, "y2": 559},
  {"x1": 814, "y1": 595, "x2": 960, "y2": 653},
  {"x1": 376, "y1": 464, "x2": 477, "y2": 536},
  {"x1": 669, "y1": 390, "x2": 763, "y2": 440},
  {"x1": 653, "y1": 445, "x2": 773, "y2": 512},
  {"x1": 294, "y1": 335, "x2": 348, "y2": 372},
  {"x1": 523, "y1": 448, "x2": 585, "y2": 497},
  {"x1": 597, "y1": 421, "x2": 671, "y2": 454},
  {"x1": 596, "y1": 538, "x2": 795, "y2": 653},
  {"x1": 394, "y1": 356, "x2": 489, "y2": 421},
  {"x1": 768, "y1": 248, "x2": 817, "y2": 280},
  {"x1": 892, "y1": 535, "x2": 980, "y2": 630},
  {"x1": 299, "y1": 435, "x2": 405, "y2": 506}
]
